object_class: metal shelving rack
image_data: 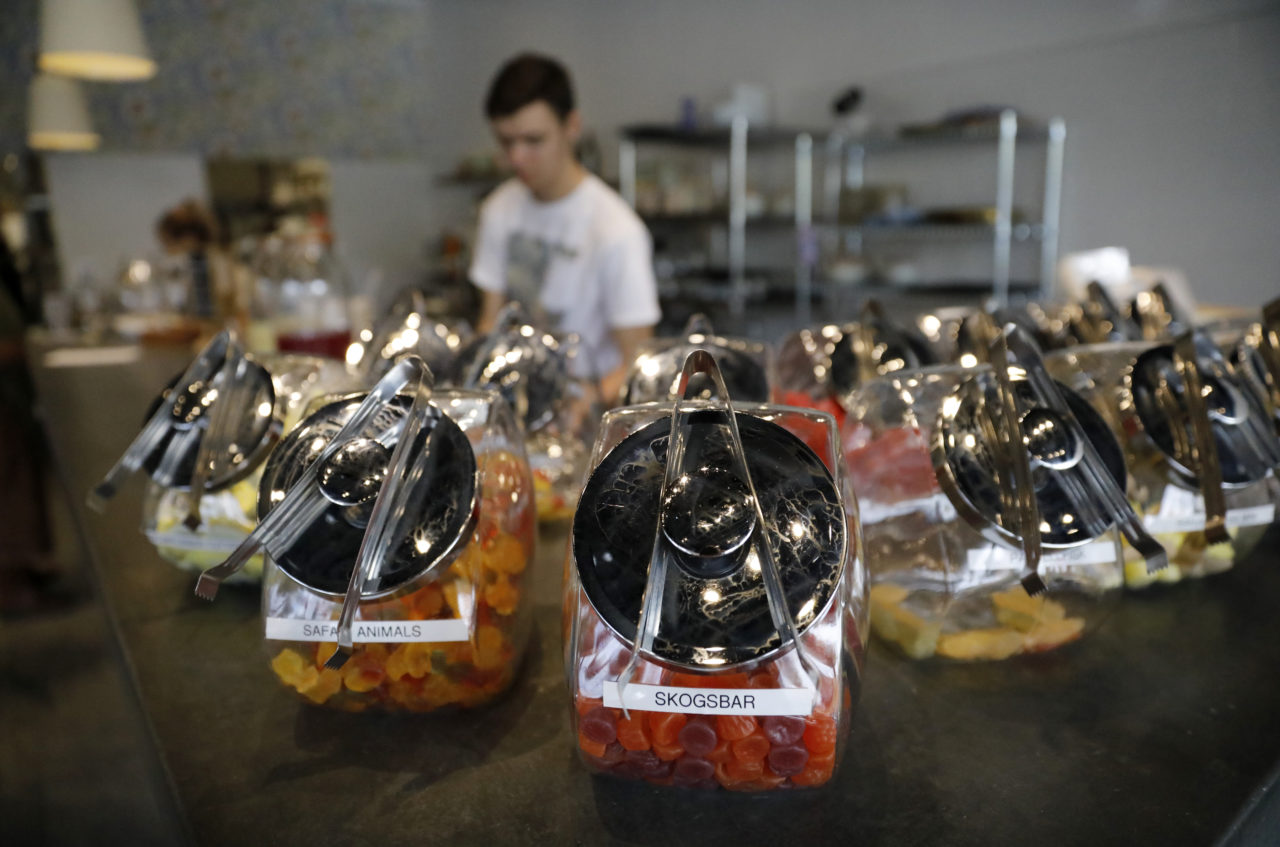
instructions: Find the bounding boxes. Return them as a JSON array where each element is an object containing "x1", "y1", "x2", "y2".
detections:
[
  {"x1": 620, "y1": 119, "x2": 820, "y2": 322},
  {"x1": 821, "y1": 110, "x2": 1066, "y2": 305},
  {"x1": 620, "y1": 110, "x2": 1065, "y2": 322}
]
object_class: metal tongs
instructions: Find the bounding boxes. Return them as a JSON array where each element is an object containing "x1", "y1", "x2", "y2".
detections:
[
  {"x1": 1003, "y1": 326, "x2": 1168, "y2": 574},
  {"x1": 983, "y1": 331, "x2": 1045, "y2": 595},
  {"x1": 1252, "y1": 297, "x2": 1280, "y2": 417},
  {"x1": 614, "y1": 350, "x2": 827, "y2": 717},
  {"x1": 194, "y1": 356, "x2": 433, "y2": 603},
  {"x1": 88, "y1": 329, "x2": 237, "y2": 512},
  {"x1": 1170, "y1": 329, "x2": 1280, "y2": 542},
  {"x1": 182, "y1": 338, "x2": 256, "y2": 531}
]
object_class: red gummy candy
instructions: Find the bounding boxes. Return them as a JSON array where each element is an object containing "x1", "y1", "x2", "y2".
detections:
[
  {"x1": 677, "y1": 716, "x2": 718, "y2": 756},
  {"x1": 760, "y1": 715, "x2": 806, "y2": 745},
  {"x1": 581, "y1": 706, "x2": 619, "y2": 745},
  {"x1": 672, "y1": 756, "x2": 715, "y2": 786},
  {"x1": 767, "y1": 744, "x2": 810, "y2": 776}
]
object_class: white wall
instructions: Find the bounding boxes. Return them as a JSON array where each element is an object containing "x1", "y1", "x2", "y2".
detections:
[
  {"x1": 428, "y1": 0, "x2": 1280, "y2": 306},
  {"x1": 44, "y1": 152, "x2": 207, "y2": 289}
]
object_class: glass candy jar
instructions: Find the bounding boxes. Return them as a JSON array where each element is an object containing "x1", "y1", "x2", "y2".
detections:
[
  {"x1": 345, "y1": 287, "x2": 470, "y2": 382},
  {"x1": 1045, "y1": 331, "x2": 1280, "y2": 588},
  {"x1": 90, "y1": 331, "x2": 352, "y2": 584},
  {"x1": 565, "y1": 351, "x2": 867, "y2": 790},
  {"x1": 844, "y1": 329, "x2": 1163, "y2": 661},
  {"x1": 447, "y1": 303, "x2": 594, "y2": 522},
  {"x1": 195, "y1": 356, "x2": 535, "y2": 711},
  {"x1": 620, "y1": 313, "x2": 770, "y2": 405},
  {"x1": 776, "y1": 300, "x2": 936, "y2": 426}
]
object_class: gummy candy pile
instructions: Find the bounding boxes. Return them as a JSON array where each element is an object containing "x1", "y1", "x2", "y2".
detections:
[
  {"x1": 574, "y1": 670, "x2": 843, "y2": 791},
  {"x1": 870, "y1": 583, "x2": 1085, "y2": 661},
  {"x1": 569, "y1": 601, "x2": 850, "y2": 791},
  {"x1": 268, "y1": 449, "x2": 534, "y2": 711}
]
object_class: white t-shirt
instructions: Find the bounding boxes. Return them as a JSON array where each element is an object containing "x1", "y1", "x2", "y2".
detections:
[{"x1": 469, "y1": 173, "x2": 661, "y2": 378}]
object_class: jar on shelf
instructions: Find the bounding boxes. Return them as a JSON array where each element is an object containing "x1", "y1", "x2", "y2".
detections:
[
  {"x1": 844, "y1": 328, "x2": 1161, "y2": 661},
  {"x1": 90, "y1": 331, "x2": 353, "y2": 584},
  {"x1": 446, "y1": 303, "x2": 595, "y2": 522},
  {"x1": 194, "y1": 356, "x2": 535, "y2": 711},
  {"x1": 620, "y1": 313, "x2": 770, "y2": 405},
  {"x1": 565, "y1": 351, "x2": 867, "y2": 790},
  {"x1": 1045, "y1": 330, "x2": 1280, "y2": 589}
]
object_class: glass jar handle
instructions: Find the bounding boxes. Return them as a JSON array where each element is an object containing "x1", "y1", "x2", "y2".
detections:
[
  {"x1": 194, "y1": 356, "x2": 430, "y2": 601},
  {"x1": 88, "y1": 329, "x2": 234, "y2": 512},
  {"x1": 985, "y1": 331, "x2": 1045, "y2": 595},
  {"x1": 1003, "y1": 326, "x2": 1168, "y2": 574},
  {"x1": 614, "y1": 349, "x2": 822, "y2": 717}
]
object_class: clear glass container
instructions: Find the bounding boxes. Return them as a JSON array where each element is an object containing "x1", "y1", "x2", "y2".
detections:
[
  {"x1": 1045, "y1": 336, "x2": 1280, "y2": 589},
  {"x1": 446, "y1": 304, "x2": 595, "y2": 522},
  {"x1": 141, "y1": 353, "x2": 352, "y2": 583},
  {"x1": 775, "y1": 301, "x2": 935, "y2": 424},
  {"x1": 251, "y1": 237, "x2": 352, "y2": 359},
  {"x1": 215, "y1": 362, "x2": 538, "y2": 712},
  {"x1": 344, "y1": 288, "x2": 471, "y2": 382},
  {"x1": 564, "y1": 352, "x2": 867, "y2": 790},
  {"x1": 90, "y1": 332, "x2": 353, "y2": 585},
  {"x1": 844, "y1": 331, "x2": 1150, "y2": 661}
]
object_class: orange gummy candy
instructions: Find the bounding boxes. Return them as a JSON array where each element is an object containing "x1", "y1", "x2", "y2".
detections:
[
  {"x1": 648, "y1": 711, "x2": 687, "y2": 746},
  {"x1": 483, "y1": 576, "x2": 520, "y2": 616},
  {"x1": 731, "y1": 729, "x2": 771, "y2": 762},
  {"x1": 716, "y1": 715, "x2": 757, "y2": 741},
  {"x1": 578, "y1": 731, "x2": 607, "y2": 758},
  {"x1": 652, "y1": 738, "x2": 685, "y2": 761},
  {"x1": 472, "y1": 624, "x2": 507, "y2": 671},
  {"x1": 616, "y1": 712, "x2": 652, "y2": 751},
  {"x1": 705, "y1": 737, "x2": 734, "y2": 765},
  {"x1": 803, "y1": 713, "x2": 838, "y2": 754}
]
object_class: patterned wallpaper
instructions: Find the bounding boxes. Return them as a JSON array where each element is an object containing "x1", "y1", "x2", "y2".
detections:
[{"x1": 0, "y1": 0, "x2": 434, "y2": 158}]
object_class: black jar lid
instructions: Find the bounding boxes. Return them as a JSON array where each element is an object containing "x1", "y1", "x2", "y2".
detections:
[
  {"x1": 622, "y1": 316, "x2": 769, "y2": 405},
  {"x1": 935, "y1": 372, "x2": 1127, "y2": 547},
  {"x1": 572, "y1": 410, "x2": 846, "y2": 669},
  {"x1": 447, "y1": 313, "x2": 567, "y2": 433},
  {"x1": 257, "y1": 392, "x2": 477, "y2": 598},
  {"x1": 140, "y1": 357, "x2": 279, "y2": 490},
  {"x1": 1128, "y1": 342, "x2": 1279, "y2": 487}
]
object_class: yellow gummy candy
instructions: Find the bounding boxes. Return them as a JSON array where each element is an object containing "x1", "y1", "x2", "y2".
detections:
[
  {"x1": 936, "y1": 628, "x2": 1026, "y2": 661},
  {"x1": 991, "y1": 588, "x2": 1066, "y2": 632}
]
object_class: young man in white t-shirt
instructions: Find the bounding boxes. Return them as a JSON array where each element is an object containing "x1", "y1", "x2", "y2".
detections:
[{"x1": 469, "y1": 53, "x2": 660, "y2": 405}]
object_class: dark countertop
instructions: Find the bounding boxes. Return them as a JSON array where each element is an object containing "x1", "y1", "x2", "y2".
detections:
[{"x1": 30, "y1": 337, "x2": 1280, "y2": 847}]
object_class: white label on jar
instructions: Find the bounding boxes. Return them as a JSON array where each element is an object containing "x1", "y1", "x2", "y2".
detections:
[
  {"x1": 602, "y1": 681, "x2": 814, "y2": 716},
  {"x1": 1141, "y1": 486, "x2": 1276, "y2": 534},
  {"x1": 264, "y1": 617, "x2": 469, "y2": 643},
  {"x1": 966, "y1": 539, "x2": 1118, "y2": 572}
]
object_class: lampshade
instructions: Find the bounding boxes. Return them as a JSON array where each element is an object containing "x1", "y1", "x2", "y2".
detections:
[
  {"x1": 28, "y1": 73, "x2": 101, "y2": 151},
  {"x1": 38, "y1": 0, "x2": 156, "y2": 81}
]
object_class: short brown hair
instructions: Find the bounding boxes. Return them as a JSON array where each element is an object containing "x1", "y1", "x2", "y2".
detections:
[{"x1": 484, "y1": 53, "x2": 575, "y2": 121}]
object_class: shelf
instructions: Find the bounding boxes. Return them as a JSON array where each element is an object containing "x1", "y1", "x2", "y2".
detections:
[
  {"x1": 641, "y1": 211, "x2": 797, "y2": 227},
  {"x1": 819, "y1": 221, "x2": 1046, "y2": 243},
  {"x1": 844, "y1": 123, "x2": 1053, "y2": 153},
  {"x1": 621, "y1": 123, "x2": 823, "y2": 149}
]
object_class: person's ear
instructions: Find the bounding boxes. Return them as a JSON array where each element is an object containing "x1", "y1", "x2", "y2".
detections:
[{"x1": 564, "y1": 109, "x2": 583, "y2": 144}]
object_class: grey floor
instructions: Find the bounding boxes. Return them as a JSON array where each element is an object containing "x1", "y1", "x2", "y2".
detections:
[{"x1": 0, "y1": 471, "x2": 187, "y2": 846}]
